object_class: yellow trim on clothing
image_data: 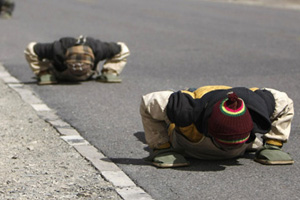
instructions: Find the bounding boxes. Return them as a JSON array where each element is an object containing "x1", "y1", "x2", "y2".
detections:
[
  {"x1": 266, "y1": 139, "x2": 283, "y2": 147},
  {"x1": 151, "y1": 125, "x2": 174, "y2": 149},
  {"x1": 178, "y1": 124, "x2": 204, "y2": 143},
  {"x1": 181, "y1": 90, "x2": 195, "y2": 98},
  {"x1": 168, "y1": 123, "x2": 176, "y2": 136},
  {"x1": 250, "y1": 87, "x2": 259, "y2": 91},
  {"x1": 168, "y1": 123, "x2": 204, "y2": 143},
  {"x1": 181, "y1": 86, "x2": 259, "y2": 99},
  {"x1": 175, "y1": 86, "x2": 262, "y2": 144},
  {"x1": 181, "y1": 85, "x2": 232, "y2": 99},
  {"x1": 157, "y1": 142, "x2": 171, "y2": 149},
  {"x1": 177, "y1": 86, "x2": 232, "y2": 143}
]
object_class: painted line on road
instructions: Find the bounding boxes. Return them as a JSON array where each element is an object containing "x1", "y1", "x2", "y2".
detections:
[{"x1": 0, "y1": 63, "x2": 154, "y2": 200}]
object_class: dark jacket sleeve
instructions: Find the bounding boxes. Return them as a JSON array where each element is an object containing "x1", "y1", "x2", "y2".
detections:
[
  {"x1": 234, "y1": 88, "x2": 274, "y2": 134},
  {"x1": 166, "y1": 91, "x2": 196, "y2": 127},
  {"x1": 85, "y1": 37, "x2": 121, "y2": 63},
  {"x1": 33, "y1": 37, "x2": 77, "y2": 71},
  {"x1": 33, "y1": 37, "x2": 76, "y2": 58},
  {"x1": 33, "y1": 42, "x2": 55, "y2": 60},
  {"x1": 254, "y1": 89, "x2": 275, "y2": 118}
]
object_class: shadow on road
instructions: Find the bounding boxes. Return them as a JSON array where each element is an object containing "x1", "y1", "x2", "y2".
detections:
[
  {"x1": 106, "y1": 156, "x2": 254, "y2": 172},
  {"x1": 22, "y1": 78, "x2": 83, "y2": 85},
  {"x1": 105, "y1": 131, "x2": 256, "y2": 172}
]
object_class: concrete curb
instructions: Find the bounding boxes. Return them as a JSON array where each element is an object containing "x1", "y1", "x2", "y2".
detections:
[{"x1": 0, "y1": 63, "x2": 154, "y2": 200}]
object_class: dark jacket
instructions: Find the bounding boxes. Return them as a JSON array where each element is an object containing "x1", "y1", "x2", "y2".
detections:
[
  {"x1": 166, "y1": 86, "x2": 275, "y2": 143},
  {"x1": 33, "y1": 37, "x2": 121, "y2": 72}
]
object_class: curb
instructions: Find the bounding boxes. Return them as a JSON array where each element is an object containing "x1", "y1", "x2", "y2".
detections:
[{"x1": 0, "y1": 63, "x2": 154, "y2": 200}]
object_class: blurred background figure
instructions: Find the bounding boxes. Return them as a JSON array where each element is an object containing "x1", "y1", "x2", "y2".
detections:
[
  {"x1": 0, "y1": 0, "x2": 15, "y2": 19},
  {"x1": 24, "y1": 35, "x2": 130, "y2": 85}
]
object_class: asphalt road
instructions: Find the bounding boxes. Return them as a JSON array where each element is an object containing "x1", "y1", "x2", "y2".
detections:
[{"x1": 1, "y1": 0, "x2": 300, "y2": 199}]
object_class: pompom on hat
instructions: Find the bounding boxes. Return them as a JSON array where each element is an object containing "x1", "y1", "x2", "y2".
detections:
[{"x1": 208, "y1": 92, "x2": 253, "y2": 146}]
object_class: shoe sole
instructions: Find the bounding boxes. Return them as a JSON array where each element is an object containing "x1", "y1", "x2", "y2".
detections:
[
  {"x1": 38, "y1": 81, "x2": 57, "y2": 85},
  {"x1": 152, "y1": 162, "x2": 190, "y2": 168},
  {"x1": 254, "y1": 158, "x2": 294, "y2": 165},
  {"x1": 96, "y1": 79, "x2": 122, "y2": 83},
  {"x1": 96, "y1": 80, "x2": 122, "y2": 83}
]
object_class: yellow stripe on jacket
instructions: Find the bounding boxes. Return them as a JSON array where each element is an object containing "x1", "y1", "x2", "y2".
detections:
[
  {"x1": 169, "y1": 86, "x2": 259, "y2": 143},
  {"x1": 181, "y1": 85, "x2": 232, "y2": 99},
  {"x1": 173, "y1": 85, "x2": 232, "y2": 143}
]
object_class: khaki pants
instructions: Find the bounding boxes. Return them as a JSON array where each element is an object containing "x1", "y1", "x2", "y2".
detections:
[
  {"x1": 102, "y1": 42, "x2": 130, "y2": 75},
  {"x1": 139, "y1": 88, "x2": 294, "y2": 160},
  {"x1": 24, "y1": 42, "x2": 130, "y2": 81}
]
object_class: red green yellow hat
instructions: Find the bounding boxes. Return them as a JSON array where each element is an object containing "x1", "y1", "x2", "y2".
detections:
[{"x1": 208, "y1": 92, "x2": 253, "y2": 146}]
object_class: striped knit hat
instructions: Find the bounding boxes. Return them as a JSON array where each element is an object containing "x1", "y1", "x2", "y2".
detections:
[
  {"x1": 65, "y1": 45, "x2": 95, "y2": 66},
  {"x1": 208, "y1": 92, "x2": 253, "y2": 146}
]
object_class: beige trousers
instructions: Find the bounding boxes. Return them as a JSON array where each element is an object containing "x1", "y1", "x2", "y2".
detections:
[
  {"x1": 24, "y1": 42, "x2": 130, "y2": 81},
  {"x1": 102, "y1": 42, "x2": 130, "y2": 75},
  {"x1": 139, "y1": 88, "x2": 294, "y2": 159}
]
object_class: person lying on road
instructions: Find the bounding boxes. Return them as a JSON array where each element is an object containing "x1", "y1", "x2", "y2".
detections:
[
  {"x1": 140, "y1": 85, "x2": 294, "y2": 167},
  {"x1": 24, "y1": 35, "x2": 130, "y2": 85}
]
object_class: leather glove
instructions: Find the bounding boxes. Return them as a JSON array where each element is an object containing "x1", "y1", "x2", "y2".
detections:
[{"x1": 254, "y1": 143, "x2": 294, "y2": 165}]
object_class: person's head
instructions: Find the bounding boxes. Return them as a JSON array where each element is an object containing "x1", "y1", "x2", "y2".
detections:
[
  {"x1": 208, "y1": 92, "x2": 253, "y2": 149},
  {"x1": 65, "y1": 45, "x2": 95, "y2": 76}
]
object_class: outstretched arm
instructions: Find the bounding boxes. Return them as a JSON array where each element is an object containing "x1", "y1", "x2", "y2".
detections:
[
  {"x1": 140, "y1": 91, "x2": 173, "y2": 149},
  {"x1": 255, "y1": 88, "x2": 294, "y2": 165},
  {"x1": 24, "y1": 42, "x2": 53, "y2": 76},
  {"x1": 262, "y1": 88, "x2": 294, "y2": 144}
]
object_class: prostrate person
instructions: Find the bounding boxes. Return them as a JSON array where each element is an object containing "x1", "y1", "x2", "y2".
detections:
[
  {"x1": 140, "y1": 85, "x2": 294, "y2": 168},
  {"x1": 24, "y1": 36, "x2": 130, "y2": 85}
]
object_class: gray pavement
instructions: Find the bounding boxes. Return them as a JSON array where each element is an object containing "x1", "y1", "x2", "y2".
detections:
[{"x1": 0, "y1": 63, "x2": 153, "y2": 199}]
